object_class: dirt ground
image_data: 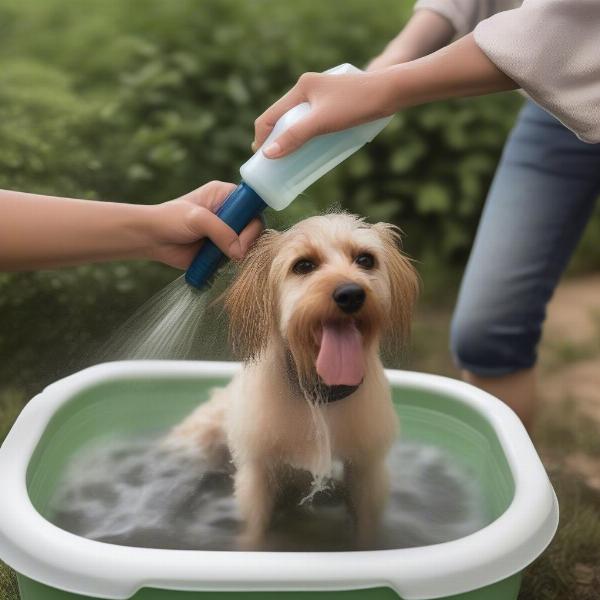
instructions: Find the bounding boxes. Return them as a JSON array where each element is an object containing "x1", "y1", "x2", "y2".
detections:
[{"x1": 540, "y1": 274, "x2": 600, "y2": 427}]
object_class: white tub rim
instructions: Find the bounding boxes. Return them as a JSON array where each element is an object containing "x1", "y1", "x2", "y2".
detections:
[{"x1": 0, "y1": 361, "x2": 558, "y2": 600}]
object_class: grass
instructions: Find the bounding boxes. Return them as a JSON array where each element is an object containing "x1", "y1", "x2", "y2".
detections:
[
  {"x1": 0, "y1": 389, "x2": 24, "y2": 600},
  {"x1": 1, "y1": 290, "x2": 600, "y2": 600},
  {"x1": 540, "y1": 309, "x2": 600, "y2": 371},
  {"x1": 542, "y1": 340, "x2": 600, "y2": 371},
  {"x1": 535, "y1": 396, "x2": 600, "y2": 458},
  {"x1": 520, "y1": 468, "x2": 600, "y2": 600},
  {"x1": 0, "y1": 562, "x2": 18, "y2": 600},
  {"x1": 0, "y1": 389, "x2": 25, "y2": 445}
]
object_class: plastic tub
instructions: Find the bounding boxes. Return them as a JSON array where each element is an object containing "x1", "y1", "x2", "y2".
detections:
[{"x1": 0, "y1": 361, "x2": 558, "y2": 600}]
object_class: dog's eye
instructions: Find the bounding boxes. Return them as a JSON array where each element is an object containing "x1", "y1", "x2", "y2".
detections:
[
  {"x1": 355, "y1": 253, "x2": 375, "y2": 270},
  {"x1": 292, "y1": 259, "x2": 317, "y2": 275}
]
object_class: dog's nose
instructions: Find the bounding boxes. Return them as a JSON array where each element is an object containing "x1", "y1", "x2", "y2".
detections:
[{"x1": 333, "y1": 283, "x2": 366, "y2": 314}]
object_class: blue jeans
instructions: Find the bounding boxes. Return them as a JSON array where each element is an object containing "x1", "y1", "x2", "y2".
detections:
[{"x1": 450, "y1": 102, "x2": 600, "y2": 377}]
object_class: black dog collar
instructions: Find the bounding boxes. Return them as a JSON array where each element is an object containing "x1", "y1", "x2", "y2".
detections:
[{"x1": 285, "y1": 352, "x2": 361, "y2": 403}]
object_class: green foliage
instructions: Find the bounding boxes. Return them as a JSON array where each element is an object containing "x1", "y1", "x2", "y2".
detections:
[
  {"x1": 0, "y1": 0, "x2": 597, "y2": 393},
  {"x1": 0, "y1": 0, "x2": 402, "y2": 389},
  {"x1": 336, "y1": 93, "x2": 523, "y2": 262},
  {"x1": 0, "y1": 264, "x2": 176, "y2": 392},
  {"x1": 0, "y1": 60, "x2": 94, "y2": 196}
]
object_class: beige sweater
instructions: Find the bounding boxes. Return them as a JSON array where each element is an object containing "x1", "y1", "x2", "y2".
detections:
[{"x1": 414, "y1": 0, "x2": 600, "y2": 143}]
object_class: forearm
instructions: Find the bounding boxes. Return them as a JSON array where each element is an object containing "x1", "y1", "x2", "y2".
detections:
[
  {"x1": 384, "y1": 33, "x2": 517, "y2": 111},
  {"x1": 368, "y1": 9, "x2": 455, "y2": 70},
  {"x1": 0, "y1": 190, "x2": 154, "y2": 270},
  {"x1": 255, "y1": 33, "x2": 518, "y2": 158}
]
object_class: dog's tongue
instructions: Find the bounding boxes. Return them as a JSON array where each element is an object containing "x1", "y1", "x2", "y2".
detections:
[{"x1": 316, "y1": 322, "x2": 364, "y2": 386}]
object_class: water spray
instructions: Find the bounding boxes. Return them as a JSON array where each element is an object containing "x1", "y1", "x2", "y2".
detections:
[
  {"x1": 102, "y1": 63, "x2": 393, "y2": 360},
  {"x1": 184, "y1": 63, "x2": 393, "y2": 289}
]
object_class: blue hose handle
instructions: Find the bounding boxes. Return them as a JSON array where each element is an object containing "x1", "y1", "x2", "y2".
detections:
[{"x1": 184, "y1": 182, "x2": 267, "y2": 289}]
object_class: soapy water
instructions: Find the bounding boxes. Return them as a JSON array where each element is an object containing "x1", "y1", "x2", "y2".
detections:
[
  {"x1": 50, "y1": 434, "x2": 489, "y2": 551},
  {"x1": 91, "y1": 272, "x2": 488, "y2": 550},
  {"x1": 99, "y1": 276, "x2": 217, "y2": 361}
]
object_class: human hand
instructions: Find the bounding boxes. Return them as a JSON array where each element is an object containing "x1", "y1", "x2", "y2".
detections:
[
  {"x1": 146, "y1": 181, "x2": 264, "y2": 269},
  {"x1": 252, "y1": 69, "x2": 397, "y2": 159}
]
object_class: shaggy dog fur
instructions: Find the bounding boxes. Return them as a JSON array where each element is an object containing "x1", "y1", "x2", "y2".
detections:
[{"x1": 167, "y1": 214, "x2": 418, "y2": 548}]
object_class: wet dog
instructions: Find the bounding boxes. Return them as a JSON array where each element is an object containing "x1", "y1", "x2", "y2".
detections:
[{"x1": 168, "y1": 214, "x2": 418, "y2": 548}]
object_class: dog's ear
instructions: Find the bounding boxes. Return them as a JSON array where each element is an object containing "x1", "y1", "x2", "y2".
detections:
[
  {"x1": 373, "y1": 223, "x2": 419, "y2": 350},
  {"x1": 224, "y1": 229, "x2": 281, "y2": 360}
]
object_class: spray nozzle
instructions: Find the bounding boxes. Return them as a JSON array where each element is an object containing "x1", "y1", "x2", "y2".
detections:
[{"x1": 184, "y1": 183, "x2": 266, "y2": 289}]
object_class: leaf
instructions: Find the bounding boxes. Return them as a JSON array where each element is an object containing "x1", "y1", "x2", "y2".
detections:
[{"x1": 416, "y1": 183, "x2": 451, "y2": 215}]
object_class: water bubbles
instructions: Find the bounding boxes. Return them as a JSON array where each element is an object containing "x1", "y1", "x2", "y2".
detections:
[{"x1": 50, "y1": 434, "x2": 489, "y2": 551}]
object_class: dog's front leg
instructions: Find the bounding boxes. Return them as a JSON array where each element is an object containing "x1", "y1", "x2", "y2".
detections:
[
  {"x1": 234, "y1": 462, "x2": 276, "y2": 550},
  {"x1": 345, "y1": 457, "x2": 389, "y2": 549}
]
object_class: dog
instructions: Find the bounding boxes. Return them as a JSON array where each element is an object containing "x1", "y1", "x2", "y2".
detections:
[{"x1": 167, "y1": 214, "x2": 418, "y2": 548}]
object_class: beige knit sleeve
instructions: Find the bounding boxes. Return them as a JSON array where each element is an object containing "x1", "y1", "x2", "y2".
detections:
[{"x1": 474, "y1": 0, "x2": 600, "y2": 143}]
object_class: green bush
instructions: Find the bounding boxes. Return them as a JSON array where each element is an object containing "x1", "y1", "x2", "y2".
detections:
[
  {"x1": 0, "y1": 0, "x2": 596, "y2": 392},
  {"x1": 0, "y1": 60, "x2": 93, "y2": 196},
  {"x1": 0, "y1": 0, "x2": 521, "y2": 233}
]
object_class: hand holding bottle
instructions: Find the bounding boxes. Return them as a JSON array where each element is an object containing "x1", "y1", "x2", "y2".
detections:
[
  {"x1": 253, "y1": 35, "x2": 516, "y2": 159},
  {"x1": 253, "y1": 69, "x2": 397, "y2": 159}
]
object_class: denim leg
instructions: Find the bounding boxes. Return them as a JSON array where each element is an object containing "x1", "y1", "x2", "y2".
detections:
[{"x1": 451, "y1": 102, "x2": 600, "y2": 376}]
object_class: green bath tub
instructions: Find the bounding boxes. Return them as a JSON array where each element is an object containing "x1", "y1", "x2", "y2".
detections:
[{"x1": 0, "y1": 361, "x2": 558, "y2": 600}]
